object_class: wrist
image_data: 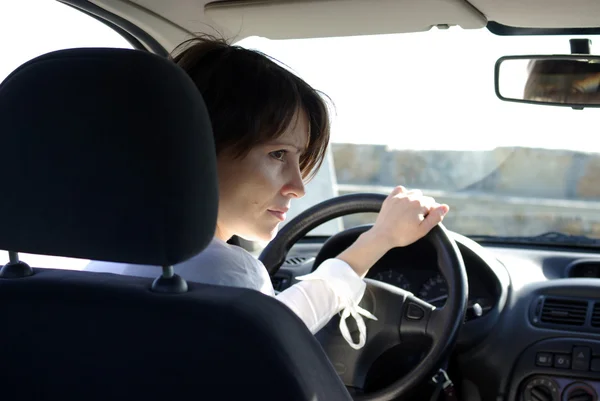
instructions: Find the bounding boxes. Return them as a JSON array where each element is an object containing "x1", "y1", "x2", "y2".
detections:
[
  {"x1": 358, "y1": 228, "x2": 393, "y2": 255},
  {"x1": 337, "y1": 228, "x2": 392, "y2": 278}
]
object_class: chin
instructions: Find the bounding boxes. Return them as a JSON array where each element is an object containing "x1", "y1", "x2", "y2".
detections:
[
  {"x1": 259, "y1": 227, "x2": 279, "y2": 242},
  {"x1": 239, "y1": 224, "x2": 279, "y2": 243},
  {"x1": 262, "y1": 223, "x2": 282, "y2": 242}
]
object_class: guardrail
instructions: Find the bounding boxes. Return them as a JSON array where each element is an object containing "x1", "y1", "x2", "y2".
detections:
[
  {"x1": 336, "y1": 184, "x2": 600, "y2": 211},
  {"x1": 336, "y1": 184, "x2": 600, "y2": 237}
]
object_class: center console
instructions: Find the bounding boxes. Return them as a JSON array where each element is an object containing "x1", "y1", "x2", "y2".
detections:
[{"x1": 510, "y1": 338, "x2": 600, "y2": 401}]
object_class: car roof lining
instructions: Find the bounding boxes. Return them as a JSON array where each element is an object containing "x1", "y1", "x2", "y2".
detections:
[{"x1": 86, "y1": 0, "x2": 600, "y2": 55}]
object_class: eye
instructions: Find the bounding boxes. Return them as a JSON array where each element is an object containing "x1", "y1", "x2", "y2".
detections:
[{"x1": 269, "y1": 150, "x2": 287, "y2": 161}]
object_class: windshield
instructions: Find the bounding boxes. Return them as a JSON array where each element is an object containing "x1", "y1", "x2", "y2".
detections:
[{"x1": 238, "y1": 28, "x2": 600, "y2": 240}]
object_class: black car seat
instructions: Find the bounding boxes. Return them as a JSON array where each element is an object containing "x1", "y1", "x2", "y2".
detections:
[{"x1": 0, "y1": 48, "x2": 352, "y2": 401}]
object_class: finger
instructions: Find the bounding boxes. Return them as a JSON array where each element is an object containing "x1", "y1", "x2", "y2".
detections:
[
  {"x1": 419, "y1": 204, "x2": 450, "y2": 233},
  {"x1": 390, "y1": 185, "x2": 407, "y2": 196},
  {"x1": 408, "y1": 195, "x2": 436, "y2": 212},
  {"x1": 419, "y1": 196, "x2": 437, "y2": 210},
  {"x1": 418, "y1": 199, "x2": 439, "y2": 221},
  {"x1": 437, "y1": 204, "x2": 450, "y2": 220},
  {"x1": 406, "y1": 189, "x2": 422, "y2": 197}
]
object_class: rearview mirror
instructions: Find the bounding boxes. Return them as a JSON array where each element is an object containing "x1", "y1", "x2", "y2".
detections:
[{"x1": 495, "y1": 55, "x2": 600, "y2": 109}]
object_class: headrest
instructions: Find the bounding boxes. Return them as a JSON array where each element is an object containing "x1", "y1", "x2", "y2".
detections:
[{"x1": 0, "y1": 48, "x2": 218, "y2": 266}]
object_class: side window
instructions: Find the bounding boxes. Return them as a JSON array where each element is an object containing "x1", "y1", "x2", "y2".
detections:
[
  {"x1": 0, "y1": 0, "x2": 132, "y2": 82},
  {"x1": 0, "y1": 0, "x2": 133, "y2": 270}
]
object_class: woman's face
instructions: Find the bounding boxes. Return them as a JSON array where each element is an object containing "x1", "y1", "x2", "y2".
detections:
[{"x1": 215, "y1": 111, "x2": 309, "y2": 242}]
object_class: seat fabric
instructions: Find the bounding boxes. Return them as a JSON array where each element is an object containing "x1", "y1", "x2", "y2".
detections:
[{"x1": 0, "y1": 48, "x2": 352, "y2": 401}]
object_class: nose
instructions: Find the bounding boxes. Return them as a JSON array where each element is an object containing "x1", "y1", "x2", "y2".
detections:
[{"x1": 281, "y1": 165, "x2": 306, "y2": 199}]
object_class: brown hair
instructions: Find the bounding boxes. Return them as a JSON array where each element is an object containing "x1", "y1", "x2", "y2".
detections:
[
  {"x1": 171, "y1": 34, "x2": 331, "y2": 180},
  {"x1": 524, "y1": 59, "x2": 600, "y2": 103}
]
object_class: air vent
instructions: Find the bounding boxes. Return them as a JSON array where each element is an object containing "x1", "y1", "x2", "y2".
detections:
[
  {"x1": 284, "y1": 256, "x2": 307, "y2": 266},
  {"x1": 592, "y1": 303, "x2": 600, "y2": 328},
  {"x1": 541, "y1": 298, "x2": 588, "y2": 326}
]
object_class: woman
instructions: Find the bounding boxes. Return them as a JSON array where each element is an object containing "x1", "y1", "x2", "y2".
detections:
[{"x1": 86, "y1": 35, "x2": 449, "y2": 349}]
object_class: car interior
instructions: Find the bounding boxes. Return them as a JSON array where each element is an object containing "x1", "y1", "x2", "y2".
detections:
[{"x1": 2, "y1": 1, "x2": 600, "y2": 401}]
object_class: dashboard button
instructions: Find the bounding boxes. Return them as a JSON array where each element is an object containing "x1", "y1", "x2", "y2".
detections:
[
  {"x1": 572, "y1": 347, "x2": 591, "y2": 371},
  {"x1": 554, "y1": 354, "x2": 571, "y2": 369},
  {"x1": 406, "y1": 303, "x2": 425, "y2": 320},
  {"x1": 591, "y1": 358, "x2": 600, "y2": 372},
  {"x1": 536, "y1": 352, "x2": 553, "y2": 367}
]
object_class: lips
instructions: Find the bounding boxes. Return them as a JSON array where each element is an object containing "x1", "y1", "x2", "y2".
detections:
[{"x1": 268, "y1": 207, "x2": 289, "y2": 222}]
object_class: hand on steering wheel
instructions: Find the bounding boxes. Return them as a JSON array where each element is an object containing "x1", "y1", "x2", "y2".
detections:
[
  {"x1": 336, "y1": 186, "x2": 449, "y2": 278},
  {"x1": 372, "y1": 186, "x2": 449, "y2": 248}
]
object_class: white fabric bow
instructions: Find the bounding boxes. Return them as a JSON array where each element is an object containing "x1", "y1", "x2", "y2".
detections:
[
  {"x1": 338, "y1": 302, "x2": 378, "y2": 349},
  {"x1": 296, "y1": 271, "x2": 377, "y2": 350}
]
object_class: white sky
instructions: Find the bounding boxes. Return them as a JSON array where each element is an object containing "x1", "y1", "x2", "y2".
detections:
[
  {"x1": 239, "y1": 32, "x2": 600, "y2": 152},
  {"x1": 3, "y1": 0, "x2": 599, "y2": 153}
]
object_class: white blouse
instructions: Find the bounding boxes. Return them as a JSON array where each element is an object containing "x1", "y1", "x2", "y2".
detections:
[{"x1": 85, "y1": 237, "x2": 376, "y2": 349}]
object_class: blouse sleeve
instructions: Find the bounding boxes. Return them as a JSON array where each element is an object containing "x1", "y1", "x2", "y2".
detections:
[{"x1": 274, "y1": 258, "x2": 377, "y2": 350}]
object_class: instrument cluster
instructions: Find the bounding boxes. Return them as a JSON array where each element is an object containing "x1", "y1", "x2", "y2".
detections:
[{"x1": 368, "y1": 265, "x2": 493, "y2": 313}]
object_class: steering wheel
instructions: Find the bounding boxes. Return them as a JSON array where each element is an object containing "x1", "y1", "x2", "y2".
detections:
[{"x1": 259, "y1": 193, "x2": 468, "y2": 401}]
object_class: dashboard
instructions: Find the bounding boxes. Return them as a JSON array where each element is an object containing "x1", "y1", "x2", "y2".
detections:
[
  {"x1": 366, "y1": 251, "x2": 495, "y2": 313},
  {"x1": 272, "y1": 227, "x2": 600, "y2": 401},
  {"x1": 307, "y1": 226, "x2": 507, "y2": 330}
]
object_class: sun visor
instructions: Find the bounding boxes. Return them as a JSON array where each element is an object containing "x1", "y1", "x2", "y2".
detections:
[
  {"x1": 470, "y1": 0, "x2": 600, "y2": 29},
  {"x1": 205, "y1": 0, "x2": 487, "y2": 40}
]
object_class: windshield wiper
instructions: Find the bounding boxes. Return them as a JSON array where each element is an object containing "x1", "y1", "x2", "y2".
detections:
[{"x1": 467, "y1": 231, "x2": 600, "y2": 247}]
